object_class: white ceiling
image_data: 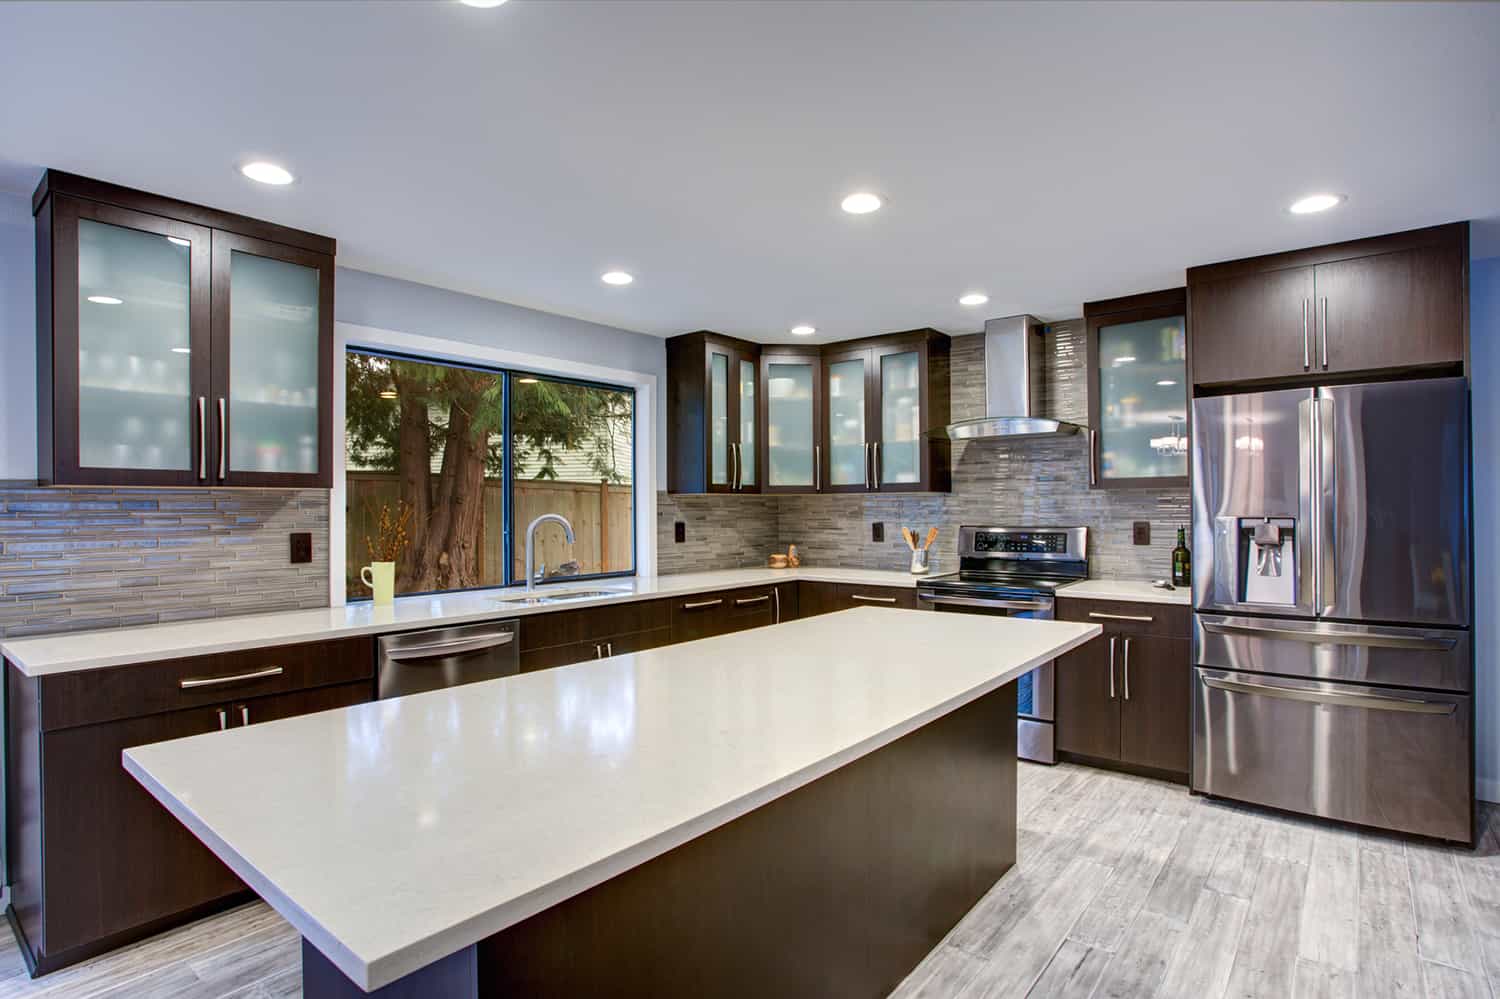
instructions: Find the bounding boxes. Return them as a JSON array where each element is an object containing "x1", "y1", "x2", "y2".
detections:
[{"x1": 2, "y1": 1, "x2": 1498, "y2": 344}]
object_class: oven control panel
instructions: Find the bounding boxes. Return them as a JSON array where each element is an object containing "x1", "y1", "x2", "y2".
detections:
[{"x1": 974, "y1": 531, "x2": 1068, "y2": 554}]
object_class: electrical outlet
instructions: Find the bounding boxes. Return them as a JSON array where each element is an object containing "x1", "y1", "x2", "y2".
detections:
[
  {"x1": 872, "y1": 522, "x2": 885, "y2": 543},
  {"x1": 289, "y1": 532, "x2": 313, "y2": 564},
  {"x1": 1132, "y1": 521, "x2": 1151, "y2": 546},
  {"x1": 674, "y1": 521, "x2": 686, "y2": 543}
]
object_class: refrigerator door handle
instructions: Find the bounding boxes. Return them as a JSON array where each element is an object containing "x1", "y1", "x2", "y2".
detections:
[
  {"x1": 1201, "y1": 675, "x2": 1456, "y2": 715},
  {"x1": 1297, "y1": 397, "x2": 1317, "y2": 617},
  {"x1": 1317, "y1": 395, "x2": 1336, "y2": 616}
]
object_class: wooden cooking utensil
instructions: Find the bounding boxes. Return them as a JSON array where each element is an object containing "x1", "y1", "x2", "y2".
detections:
[
  {"x1": 923, "y1": 527, "x2": 938, "y2": 551},
  {"x1": 900, "y1": 527, "x2": 916, "y2": 551}
]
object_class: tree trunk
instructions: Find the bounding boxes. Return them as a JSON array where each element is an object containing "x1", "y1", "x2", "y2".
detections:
[{"x1": 392, "y1": 367, "x2": 433, "y2": 592}]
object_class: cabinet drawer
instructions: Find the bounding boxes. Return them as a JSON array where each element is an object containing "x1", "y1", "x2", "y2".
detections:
[
  {"x1": 521, "y1": 627, "x2": 673, "y2": 674},
  {"x1": 837, "y1": 584, "x2": 919, "y2": 610},
  {"x1": 519, "y1": 599, "x2": 671, "y2": 652},
  {"x1": 1057, "y1": 597, "x2": 1188, "y2": 638},
  {"x1": 38, "y1": 637, "x2": 375, "y2": 732}
]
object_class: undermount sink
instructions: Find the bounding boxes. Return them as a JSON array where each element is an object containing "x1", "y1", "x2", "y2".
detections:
[{"x1": 491, "y1": 588, "x2": 624, "y2": 608}]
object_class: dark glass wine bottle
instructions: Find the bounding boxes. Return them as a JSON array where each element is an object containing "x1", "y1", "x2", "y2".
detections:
[{"x1": 1171, "y1": 526, "x2": 1191, "y2": 587}]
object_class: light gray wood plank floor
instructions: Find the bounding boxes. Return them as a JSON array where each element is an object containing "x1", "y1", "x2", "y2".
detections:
[{"x1": 2, "y1": 762, "x2": 1496, "y2": 998}]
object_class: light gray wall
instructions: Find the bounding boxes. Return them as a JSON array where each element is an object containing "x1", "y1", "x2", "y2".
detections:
[
  {"x1": 1472, "y1": 250, "x2": 1499, "y2": 801},
  {"x1": 0, "y1": 192, "x2": 36, "y2": 481},
  {"x1": 334, "y1": 267, "x2": 669, "y2": 490}
]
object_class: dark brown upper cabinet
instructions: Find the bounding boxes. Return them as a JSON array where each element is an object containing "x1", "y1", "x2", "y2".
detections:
[
  {"x1": 1187, "y1": 222, "x2": 1468, "y2": 390},
  {"x1": 1083, "y1": 289, "x2": 1188, "y2": 490},
  {"x1": 665, "y1": 331, "x2": 761, "y2": 493},
  {"x1": 33, "y1": 171, "x2": 336, "y2": 488},
  {"x1": 820, "y1": 329, "x2": 951, "y2": 494},
  {"x1": 667, "y1": 328, "x2": 949, "y2": 494}
]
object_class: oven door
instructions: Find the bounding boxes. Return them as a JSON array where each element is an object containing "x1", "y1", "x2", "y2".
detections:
[{"x1": 916, "y1": 591, "x2": 1056, "y2": 763}]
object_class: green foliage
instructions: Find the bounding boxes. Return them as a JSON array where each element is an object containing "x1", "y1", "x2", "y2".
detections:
[{"x1": 511, "y1": 379, "x2": 632, "y2": 483}]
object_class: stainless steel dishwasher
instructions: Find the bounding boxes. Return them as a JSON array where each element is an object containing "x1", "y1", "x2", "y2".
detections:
[{"x1": 377, "y1": 620, "x2": 520, "y2": 699}]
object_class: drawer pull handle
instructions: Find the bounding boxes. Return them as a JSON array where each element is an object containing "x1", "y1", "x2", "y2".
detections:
[
  {"x1": 1201, "y1": 675, "x2": 1456, "y2": 714},
  {"x1": 1200, "y1": 620, "x2": 1456, "y2": 651},
  {"x1": 735, "y1": 595, "x2": 771, "y2": 606},
  {"x1": 1088, "y1": 612, "x2": 1154, "y2": 623},
  {"x1": 241, "y1": 705, "x2": 250, "y2": 726},
  {"x1": 851, "y1": 594, "x2": 898, "y2": 604},
  {"x1": 682, "y1": 599, "x2": 723, "y2": 610},
  {"x1": 217, "y1": 708, "x2": 228, "y2": 730},
  {"x1": 180, "y1": 666, "x2": 284, "y2": 689}
]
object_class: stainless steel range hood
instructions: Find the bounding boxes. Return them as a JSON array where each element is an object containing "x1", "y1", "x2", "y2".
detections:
[{"x1": 939, "y1": 314, "x2": 1083, "y2": 440}]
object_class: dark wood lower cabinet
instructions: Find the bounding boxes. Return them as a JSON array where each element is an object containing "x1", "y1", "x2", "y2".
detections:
[
  {"x1": 798, "y1": 581, "x2": 842, "y2": 617},
  {"x1": 670, "y1": 583, "x2": 796, "y2": 643},
  {"x1": 798, "y1": 581, "x2": 919, "y2": 617},
  {"x1": 5, "y1": 643, "x2": 374, "y2": 976},
  {"x1": 1055, "y1": 598, "x2": 1190, "y2": 781},
  {"x1": 520, "y1": 628, "x2": 674, "y2": 673}
]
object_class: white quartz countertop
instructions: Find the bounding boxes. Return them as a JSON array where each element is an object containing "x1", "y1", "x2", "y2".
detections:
[
  {"x1": 0, "y1": 567, "x2": 920, "y2": 677},
  {"x1": 123, "y1": 608, "x2": 1099, "y2": 991},
  {"x1": 1056, "y1": 579, "x2": 1191, "y2": 606}
]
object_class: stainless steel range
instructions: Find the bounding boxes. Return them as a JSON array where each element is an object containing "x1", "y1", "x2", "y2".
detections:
[{"x1": 916, "y1": 526, "x2": 1088, "y2": 764}]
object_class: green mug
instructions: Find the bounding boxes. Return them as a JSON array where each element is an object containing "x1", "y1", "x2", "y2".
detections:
[{"x1": 361, "y1": 561, "x2": 395, "y2": 605}]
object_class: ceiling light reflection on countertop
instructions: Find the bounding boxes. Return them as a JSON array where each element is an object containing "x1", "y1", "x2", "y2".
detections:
[
  {"x1": 240, "y1": 161, "x2": 295, "y2": 186},
  {"x1": 600, "y1": 271, "x2": 634, "y2": 286},
  {"x1": 790, "y1": 325, "x2": 816, "y2": 336},
  {"x1": 1288, "y1": 193, "x2": 1345, "y2": 214},
  {"x1": 959, "y1": 293, "x2": 989, "y2": 307},
  {"x1": 840, "y1": 192, "x2": 882, "y2": 215}
]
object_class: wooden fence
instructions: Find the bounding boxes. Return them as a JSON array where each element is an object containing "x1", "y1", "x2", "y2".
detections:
[{"x1": 345, "y1": 473, "x2": 632, "y2": 598}]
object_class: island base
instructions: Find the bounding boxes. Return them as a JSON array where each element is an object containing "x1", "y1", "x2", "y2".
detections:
[{"x1": 304, "y1": 683, "x2": 1017, "y2": 998}]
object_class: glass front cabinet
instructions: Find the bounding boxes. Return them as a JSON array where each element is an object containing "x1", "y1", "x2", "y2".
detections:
[
  {"x1": 34, "y1": 172, "x2": 335, "y2": 487},
  {"x1": 1083, "y1": 288, "x2": 1189, "y2": 489},
  {"x1": 667, "y1": 327, "x2": 949, "y2": 495},
  {"x1": 665, "y1": 332, "x2": 761, "y2": 493}
]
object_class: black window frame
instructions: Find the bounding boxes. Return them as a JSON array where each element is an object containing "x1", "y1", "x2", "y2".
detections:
[{"x1": 344, "y1": 346, "x2": 638, "y2": 601}]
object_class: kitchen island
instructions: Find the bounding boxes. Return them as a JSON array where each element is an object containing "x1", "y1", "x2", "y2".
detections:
[{"x1": 123, "y1": 607, "x2": 1099, "y2": 997}]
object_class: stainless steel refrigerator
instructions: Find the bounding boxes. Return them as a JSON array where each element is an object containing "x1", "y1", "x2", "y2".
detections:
[{"x1": 1191, "y1": 376, "x2": 1472, "y2": 843}]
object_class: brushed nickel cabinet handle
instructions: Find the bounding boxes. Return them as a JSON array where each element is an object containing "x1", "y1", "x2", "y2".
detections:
[
  {"x1": 606, "y1": 642, "x2": 613, "y2": 656},
  {"x1": 1108, "y1": 637, "x2": 1117, "y2": 699},
  {"x1": 773, "y1": 586, "x2": 781, "y2": 624},
  {"x1": 1302, "y1": 297, "x2": 1311, "y2": 370},
  {"x1": 1320, "y1": 297, "x2": 1329, "y2": 369},
  {"x1": 864, "y1": 442, "x2": 871, "y2": 489},
  {"x1": 1088, "y1": 611, "x2": 1154, "y2": 623},
  {"x1": 682, "y1": 598, "x2": 723, "y2": 611},
  {"x1": 1123, "y1": 638, "x2": 1131, "y2": 701},
  {"x1": 181, "y1": 666, "x2": 284, "y2": 689},
  {"x1": 1088, "y1": 429, "x2": 1098, "y2": 487},
  {"x1": 241, "y1": 705, "x2": 250, "y2": 726},
  {"x1": 217, "y1": 397, "x2": 227, "y2": 480},
  {"x1": 851, "y1": 594, "x2": 898, "y2": 604},
  {"x1": 735, "y1": 595, "x2": 770, "y2": 606},
  {"x1": 217, "y1": 708, "x2": 227, "y2": 731},
  {"x1": 594, "y1": 644, "x2": 602, "y2": 658},
  {"x1": 814, "y1": 445, "x2": 820, "y2": 491},
  {"x1": 197, "y1": 396, "x2": 208, "y2": 480},
  {"x1": 873, "y1": 441, "x2": 881, "y2": 489}
]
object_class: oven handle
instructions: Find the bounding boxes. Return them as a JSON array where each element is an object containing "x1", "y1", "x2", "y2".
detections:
[{"x1": 916, "y1": 592, "x2": 1052, "y2": 613}]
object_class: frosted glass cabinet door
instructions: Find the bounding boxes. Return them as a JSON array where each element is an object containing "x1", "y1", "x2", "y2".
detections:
[
  {"x1": 765, "y1": 359, "x2": 818, "y2": 490},
  {"x1": 60, "y1": 199, "x2": 211, "y2": 485},
  {"x1": 826, "y1": 356, "x2": 868, "y2": 489},
  {"x1": 709, "y1": 350, "x2": 731, "y2": 488},
  {"x1": 212, "y1": 231, "x2": 332, "y2": 485},
  {"x1": 1095, "y1": 314, "x2": 1188, "y2": 483},
  {"x1": 877, "y1": 350, "x2": 922, "y2": 486},
  {"x1": 738, "y1": 358, "x2": 757, "y2": 488}
]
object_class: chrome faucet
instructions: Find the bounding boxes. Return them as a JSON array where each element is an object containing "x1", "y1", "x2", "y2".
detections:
[{"x1": 524, "y1": 514, "x2": 576, "y2": 592}]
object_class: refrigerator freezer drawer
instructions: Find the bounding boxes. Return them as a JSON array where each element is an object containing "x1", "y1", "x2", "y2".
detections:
[
  {"x1": 1195, "y1": 614, "x2": 1471, "y2": 693},
  {"x1": 1192, "y1": 668, "x2": 1471, "y2": 843}
]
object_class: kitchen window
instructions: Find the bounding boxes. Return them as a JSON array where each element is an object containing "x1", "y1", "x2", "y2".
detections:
[{"x1": 345, "y1": 349, "x2": 635, "y2": 600}]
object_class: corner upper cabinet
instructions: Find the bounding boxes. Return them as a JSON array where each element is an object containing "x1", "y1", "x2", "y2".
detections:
[
  {"x1": 1187, "y1": 222, "x2": 1468, "y2": 390},
  {"x1": 1084, "y1": 289, "x2": 1188, "y2": 489},
  {"x1": 666, "y1": 331, "x2": 761, "y2": 493},
  {"x1": 33, "y1": 171, "x2": 335, "y2": 488},
  {"x1": 818, "y1": 329, "x2": 950, "y2": 494}
]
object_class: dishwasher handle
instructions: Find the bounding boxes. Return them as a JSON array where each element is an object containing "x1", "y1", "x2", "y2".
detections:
[{"x1": 382, "y1": 630, "x2": 515, "y2": 662}]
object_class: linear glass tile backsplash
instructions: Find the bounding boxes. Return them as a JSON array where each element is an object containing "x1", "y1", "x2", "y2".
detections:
[{"x1": 0, "y1": 485, "x2": 329, "y2": 638}]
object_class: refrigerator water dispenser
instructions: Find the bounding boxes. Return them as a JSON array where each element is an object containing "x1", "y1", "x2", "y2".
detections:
[{"x1": 1237, "y1": 517, "x2": 1297, "y2": 606}]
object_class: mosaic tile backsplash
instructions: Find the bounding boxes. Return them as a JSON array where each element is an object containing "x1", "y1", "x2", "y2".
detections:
[
  {"x1": 657, "y1": 326, "x2": 1192, "y2": 581},
  {"x1": 0, "y1": 485, "x2": 329, "y2": 639}
]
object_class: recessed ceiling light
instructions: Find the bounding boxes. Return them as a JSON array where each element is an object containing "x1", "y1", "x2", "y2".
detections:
[
  {"x1": 240, "y1": 161, "x2": 295, "y2": 186},
  {"x1": 840, "y1": 192, "x2": 882, "y2": 215},
  {"x1": 166, "y1": 236, "x2": 191, "y2": 248},
  {"x1": 86, "y1": 295, "x2": 123, "y2": 305},
  {"x1": 1156, "y1": 379, "x2": 1178, "y2": 387},
  {"x1": 459, "y1": 0, "x2": 508, "y2": 6},
  {"x1": 958, "y1": 293, "x2": 989, "y2": 307},
  {"x1": 790, "y1": 325, "x2": 816, "y2": 336},
  {"x1": 1288, "y1": 193, "x2": 1345, "y2": 215},
  {"x1": 516, "y1": 377, "x2": 539, "y2": 384},
  {"x1": 170, "y1": 347, "x2": 192, "y2": 354},
  {"x1": 601, "y1": 271, "x2": 634, "y2": 286}
]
